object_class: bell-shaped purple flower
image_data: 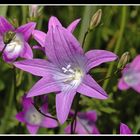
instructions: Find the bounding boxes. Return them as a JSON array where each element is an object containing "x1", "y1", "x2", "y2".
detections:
[
  {"x1": 14, "y1": 16, "x2": 117, "y2": 124},
  {"x1": 118, "y1": 55, "x2": 140, "y2": 93},
  {"x1": 65, "y1": 111, "x2": 100, "y2": 134},
  {"x1": 16, "y1": 96, "x2": 58, "y2": 134},
  {"x1": 120, "y1": 123, "x2": 132, "y2": 134},
  {"x1": 0, "y1": 16, "x2": 36, "y2": 62}
]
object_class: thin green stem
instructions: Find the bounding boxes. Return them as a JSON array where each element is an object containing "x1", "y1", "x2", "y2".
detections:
[
  {"x1": 32, "y1": 103, "x2": 58, "y2": 121},
  {"x1": 70, "y1": 93, "x2": 80, "y2": 134},
  {"x1": 13, "y1": 66, "x2": 19, "y2": 111},
  {"x1": 103, "y1": 6, "x2": 127, "y2": 90},
  {"x1": 0, "y1": 67, "x2": 15, "y2": 133},
  {"x1": 82, "y1": 31, "x2": 89, "y2": 48},
  {"x1": 0, "y1": 44, "x2": 7, "y2": 57}
]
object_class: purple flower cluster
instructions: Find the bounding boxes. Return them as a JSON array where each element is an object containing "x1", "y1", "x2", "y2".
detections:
[{"x1": 0, "y1": 15, "x2": 136, "y2": 135}]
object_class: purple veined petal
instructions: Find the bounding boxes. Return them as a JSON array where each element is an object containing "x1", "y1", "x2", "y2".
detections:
[
  {"x1": 118, "y1": 78, "x2": 130, "y2": 90},
  {"x1": 77, "y1": 74, "x2": 108, "y2": 100},
  {"x1": 56, "y1": 89, "x2": 77, "y2": 124},
  {"x1": 67, "y1": 19, "x2": 81, "y2": 33},
  {"x1": 14, "y1": 59, "x2": 57, "y2": 77},
  {"x1": 40, "y1": 113, "x2": 58, "y2": 128},
  {"x1": 20, "y1": 42, "x2": 33, "y2": 59},
  {"x1": 40, "y1": 103, "x2": 48, "y2": 114},
  {"x1": 85, "y1": 50, "x2": 118, "y2": 72},
  {"x1": 16, "y1": 22, "x2": 36, "y2": 41},
  {"x1": 15, "y1": 112, "x2": 25, "y2": 123},
  {"x1": 26, "y1": 124, "x2": 39, "y2": 134},
  {"x1": 130, "y1": 55, "x2": 140, "y2": 71},
  {"x1": 32, "y1": 30, "x2": 46, "y2": 47},
  {"x1": 120, "y1": 123, "x2": 132, "y2": 134},
  {"x1": 0, "y1": 16, "x2": 14, "y2": 35},
  {"x1": 27, "y1": 77, "x2": 61, "y2": 98},
  {"x1": 45, "y1": 16, "x2": 84, "y2": 65},
  {"x1": 48, "y1": 16, "x2": 62, "y2": 30},
  {"x1": 65, "y1": 121, "x2": 88, "y2": 134},
  {"x1": 22, "y1": 96, "x2": 33, "y2": 111}
]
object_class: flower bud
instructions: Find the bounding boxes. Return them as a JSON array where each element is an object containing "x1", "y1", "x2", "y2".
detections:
[
  {"x1": 89, "y1": 9, "x2": 102, "y2": 31},
  {"x1": 29, "y1": 5, "x2": 38, "y2": 18},
  {"x1": 117, "y1": 52, "x2": 130, "y2": 70}
]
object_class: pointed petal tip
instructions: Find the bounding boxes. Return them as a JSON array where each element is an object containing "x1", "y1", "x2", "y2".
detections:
[{"x1": 48, "y1": 16, "x2": 62, "y2": 29}]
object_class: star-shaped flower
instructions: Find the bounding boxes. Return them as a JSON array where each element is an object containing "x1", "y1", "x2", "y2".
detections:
[{"x1": 14, "y1": 16, "x2": 117, "y2": 124}]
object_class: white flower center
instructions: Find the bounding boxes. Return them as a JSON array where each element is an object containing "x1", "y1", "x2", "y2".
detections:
[
  {"x1": 123, "y1": 69, "x2": 140, "y2": 86},
  {"x1": 25, "y1": 107, "x2": 43, "y2": 125},
  {"x1": 4, "y1": 33, "x2": 24, "y2": 58},
  {"x1": 61, "y1": 64, "x2": 84, "y2": 87}
]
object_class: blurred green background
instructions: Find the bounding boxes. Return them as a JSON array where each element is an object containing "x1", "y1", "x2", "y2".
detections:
[{"x1": 0, "y1": 5, "x2": 140, "y2": 134}]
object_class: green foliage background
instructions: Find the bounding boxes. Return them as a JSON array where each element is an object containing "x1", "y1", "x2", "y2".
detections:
[{"x1": 0, "y1": 5, "x2": 140, "y2": 134}]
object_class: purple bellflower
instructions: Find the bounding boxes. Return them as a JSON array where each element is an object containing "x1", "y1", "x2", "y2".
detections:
[
  {"x1": 120, "y1": 123, "x2": 132, "y2": 134},
  {"x1": 0, "y1": 16, "x2": 36, "y2": 62},
  {"x1": 14, "y1": 16, "x2": 117, "y2": 124},
  {"x1": 65, "y1": 111, "x2": 100, "y2": 134},
  {"x1": 16, "y1": 96, "x2": 58, "y2": 134},
  {"x1": 118, "y1": 55, "x2": 140, "y2": 93}
]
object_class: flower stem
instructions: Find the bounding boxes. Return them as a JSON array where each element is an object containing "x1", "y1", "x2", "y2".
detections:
[
  {"x1": 13, "y1": 66, "x2": 19, "y2": 111},
  {"x1": 0, "y1": 66, "x2": 16, "y2": 133},
  {"x1": 32, "y1": 103, "x2": 58, "y2": 121},
  {"x1": 70, "y1": 93, "x2": 80, "y2": 134},
  {"x1": 0, "y1": 44, "x2": 7, "y2": 57},
  {"x1": 103, "y1": 6, "x2": 127, "y2": 90},
  {"x1": 82, "y1": 31, "x2": 89, "y2": 48}
]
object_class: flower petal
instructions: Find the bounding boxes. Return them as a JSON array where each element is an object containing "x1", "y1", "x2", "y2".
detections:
[
  {"x1": 67, "y1": 19, "x2": 81, "y2": 33},
  {"x1": 85, "y1": 50, "x2": 118, "y2": 72},
  {"x1": 26, "y1": 124, "x2": 39, "y2": 134},
  {"x1": 41, "y1": 113, "x2": 58, "y2": 128},
  {"x1": 45, "y1": 16, "x2": 84, "y2": 66},
  {"x1": 20, "y1": 42, "x2": 33, "y2": 59},
  {"x1": 0, "y1": 16, "x2": 14, "y2": 34},
  {"x1": 15, "y1": 112, "x2": 25, "y2": 123},
  {"x1": 65, "y1": 121, "x2": 88, "y2": 134},
  {"x1": 32, "y1": 30, "x2": 46, "y2": 47},
  {"x1": 78, "y1": 111, "x2": 97, "y2": 122},
  {"x1": 16, "y1": 22, "x2": 36, "y2": 41},
  {"x1": 27, "y1": 77, "x2": 60, "y2": 98},
  {"x1": 77, "y1": 75, "x2": 108, "y2": 99},
  {"x1": 118, "y1": 78, "x2": 130, "y2": 90},
  {"x1": 0, "y1": 36, "x2": 5, "y2": 51},
  {"x1": 48, "y1": 16, "x2": 62, "y2": 29},
  {"x1": 120, "y1": 123, "x2": 132, "y2": 134},
  {"x1": 131, "y1": 55, "x2": 140, "y2": 71},
  {"x1": 92, "y1": 125, "x2": 100, "y2": 134},
  {"x1": 14, "y1": 59, "x2": 55, "y2": 77},
  {"x1": 22, "y1": 96, "x2": 33, "y2": 110},
  {"x1": 133, "y1": 85, "x2": 140, "y2": 93},
  {"x1": 56, "y1": 89, "x2": 76, "y2": 124}
]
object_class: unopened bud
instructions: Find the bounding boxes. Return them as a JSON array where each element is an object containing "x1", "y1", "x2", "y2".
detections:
[
  {"x1": 29, "y1": 5, "x2": 43, "y2": 19},
  {"x1": 29, "y1": 5, "x2": 38, "y2": 18},
  {"x1": 89, "y1": 9, "x2": 102, "y2": 30},
  {"x1": 3, "y1": 31, "x2": 16, "y2": 44},
  {"x1": 117, "y1": 52, "x2": 130, "y2": 70}
]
